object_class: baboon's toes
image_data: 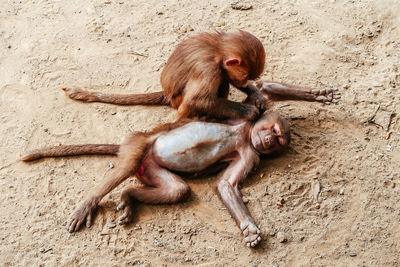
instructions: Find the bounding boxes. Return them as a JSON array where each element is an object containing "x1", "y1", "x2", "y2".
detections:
[{"x1": 117, "y1": 201, "x2": 134, "y2": 225}]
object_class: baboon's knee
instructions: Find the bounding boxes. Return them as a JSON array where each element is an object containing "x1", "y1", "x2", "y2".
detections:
[{"x1": 170, "y1": 182, "x2": 191, "y2": 202}]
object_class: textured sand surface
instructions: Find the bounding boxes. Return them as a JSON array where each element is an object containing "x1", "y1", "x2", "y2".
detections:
[{"x1": 1, "y1": 0, "x2": 400, "y2": 266}]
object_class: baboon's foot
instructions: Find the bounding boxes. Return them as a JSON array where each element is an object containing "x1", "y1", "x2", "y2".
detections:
[{"x1": 117, "y1": 198, "x2": 135, "y2": 225}]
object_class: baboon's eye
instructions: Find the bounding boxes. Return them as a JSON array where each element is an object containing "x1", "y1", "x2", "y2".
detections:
[{"x1": 272, "y1": 125, "x2": 280, "y2": 135}]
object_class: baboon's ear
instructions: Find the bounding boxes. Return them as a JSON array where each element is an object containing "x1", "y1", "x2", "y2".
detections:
[{"x1": 224, "y1": 58, "x2": 240, "y2": 67}]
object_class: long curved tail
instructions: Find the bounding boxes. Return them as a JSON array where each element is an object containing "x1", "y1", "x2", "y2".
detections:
[
  {"x1": 21, "y1": 144, "x2": 120, "y2": 162},
  {"x1": 62, "y1": 87, "x2": 170, "y2": 106}
]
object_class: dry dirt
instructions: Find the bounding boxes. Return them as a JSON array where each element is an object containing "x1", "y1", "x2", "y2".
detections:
[{"x1": 1, "y1": 0, "x2": 400, "y2": 266}]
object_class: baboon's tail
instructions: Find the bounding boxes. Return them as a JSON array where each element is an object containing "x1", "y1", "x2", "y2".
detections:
[
  {"x1": 21, "y1": 144, "x2": 120, "y2": 162},
  {"x1": 62, "y1": 87, "x2": 169, "y2": 106}
]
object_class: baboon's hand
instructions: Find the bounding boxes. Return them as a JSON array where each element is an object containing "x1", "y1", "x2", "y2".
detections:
[
  {"x1": 240, "y1": 221, "x2": 262, "y2": 248},
  {"x1": 311, "y1": 87, "x2": 341, "y2": 104},
  {"x1": 67, "y1": 198, "x2": 98, "y2": 233},
  {"x1": 240, "y1": 104, "x2": 260, "y2": 121},
  {"x1": 247, "y1": 93, "x2": 267, "y2": 113}
]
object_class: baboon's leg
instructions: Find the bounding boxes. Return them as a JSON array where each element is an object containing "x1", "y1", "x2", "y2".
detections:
[
  {"x1": 117, "y1": 152, "x2": 190, "y2": 224},
  {"x1": 67, "y1": 132, "x2": 149, "y2": 232}
]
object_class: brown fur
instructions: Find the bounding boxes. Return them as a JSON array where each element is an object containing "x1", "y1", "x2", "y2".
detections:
[
  {"x1": 66, "y1": 131, "x2": 152, "y2": 232},
  {"x1": 62, "y1": 88, "x2": 169, "y2": 105},
  {"x1": 21, "y1": 120, "x2": 192, "y2": 162},
  {"x1": 64, "y1": 30, "x2": 266, "y2": 120},
  {"x1": 22, "y1": 144, "x2": 120, "y2": 161},
  {"x1": 23, "y1": 80, "x2": 340, "y2": 247}
]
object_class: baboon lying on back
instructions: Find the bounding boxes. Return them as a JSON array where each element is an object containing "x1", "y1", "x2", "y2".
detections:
[{"x1": 23, "y1": 83, "x2": 339, "y2": 247}]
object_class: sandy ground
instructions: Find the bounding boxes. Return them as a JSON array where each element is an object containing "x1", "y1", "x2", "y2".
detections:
[{"x1": 1, "y1": 0, "x2": 400, "y2": 266}]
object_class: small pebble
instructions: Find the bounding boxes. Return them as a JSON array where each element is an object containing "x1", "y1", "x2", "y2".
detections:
[
  {"x1": 231, "y1": 1, "x2": 252, "y2": 10},
  {"x1": 349, "y1": 252, "x2": 357, "y2": 257},
  {"x1": 269, "y1": 229, "x2": 276, "y2": 236},
  {"x1": 386, "y1": 145, "x2": 392, "y2": 152},
  {"x1": 154, "y1": 239, "x2": 163, "y2": 247},
  {"x1": 373, "y1": 83, "x2": 383, "y2": 87},
  {"x1": 339, "y1": 188, "x2": 344, "y2": 195},
  {"x1": 39, "y1": 247, "x2": 52, "y2": 254},
  {"x1": 100, "y1": 230, "x2": 110, "y2": 236},
  {"x1": 242, "y1": 196, "x2": 249, "y2": 204},
  {"x1": 109, "y1": 162, "x2": 114, "y2": 169},
  {"x1": 276, "y1": 232, "x2": 287, "y2": 243}
]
